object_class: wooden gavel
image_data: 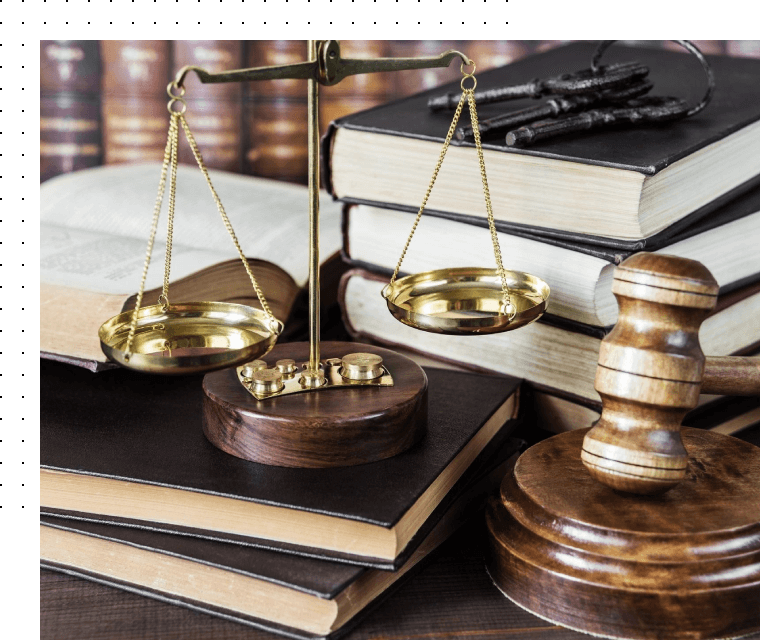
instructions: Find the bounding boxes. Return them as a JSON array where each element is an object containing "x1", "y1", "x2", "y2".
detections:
[{"x1": 582, "y1": 253, "x2": 760, "y2": 494}]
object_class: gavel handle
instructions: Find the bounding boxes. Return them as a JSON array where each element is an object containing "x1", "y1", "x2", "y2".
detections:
[{"x1": 703, "y1": 356, "x2": 760, "y2": 395}]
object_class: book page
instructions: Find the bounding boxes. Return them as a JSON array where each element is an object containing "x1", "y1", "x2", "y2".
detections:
[
  {"x1": 40, "y1": 163, "x2": 343, "y2": 286},
  {"x1": 41, "y1": 223, "x2": 231, "y2": 295}
]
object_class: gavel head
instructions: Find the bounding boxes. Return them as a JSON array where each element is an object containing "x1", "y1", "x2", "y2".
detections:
[{"x1": 581, "y1": 253, "x2": 719, "y2": 495}]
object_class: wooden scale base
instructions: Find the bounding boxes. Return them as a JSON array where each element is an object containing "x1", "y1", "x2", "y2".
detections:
[
  {"x1": 202, "y1": 342, "x2": 427, "y2": 468},
  {"x1": 486, "y1": 428, "x2": 760, "y2": 640}
]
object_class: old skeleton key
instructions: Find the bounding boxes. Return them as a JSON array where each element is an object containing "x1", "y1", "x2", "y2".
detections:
[
  {"x1": 505, "y1": 95, "x2": 689, "y2": 146},
  {"x1": 427, "y1": 60, "x2": 650, "y2": 112},
  {"x1": 455, "y1": 78, "x2": 653, "y2": 141},
  {"x1": 435, "y1": 41, "x2": 715, "y2": 147}
]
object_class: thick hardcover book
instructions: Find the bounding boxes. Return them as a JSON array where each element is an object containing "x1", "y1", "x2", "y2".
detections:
[
  {"x1": 324, "y1": 42, "x2": 760, "y2": 246},
  {"x1": 40, "y1": 445, "x2": 520, "y2": 640},
  {"x1": 43, "y1": 511, "x2": 622, "y2": 640},
  {"x1": 339, "y1": 269, "x2": 760, "y2": 403},
  {"x1": 40, "y1": 360, "x2": 521, "y2": 567},
  {"x1": 342, "y1": 184, "x2": 760, "y2": 327}
]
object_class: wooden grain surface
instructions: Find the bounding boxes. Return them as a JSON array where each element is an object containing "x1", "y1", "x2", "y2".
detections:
[
  {"x1": 583, "y1": 253, "x2": 760, "y2": 494},
  {"x1": 488, "y1": 428, "x2": 760, "y2": 640},
  {"x1": 203, "y1": 342, "x2": 428, "y2": 467}
]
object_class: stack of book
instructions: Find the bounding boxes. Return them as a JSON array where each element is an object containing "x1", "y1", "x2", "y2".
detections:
[
  {"x1": 40, "y1": 357, "x2": 525, "y2": 637},
  {"x1": 325, "y1": 42, "x2": 760, "y2": 436},
  {"x1": 45, "y1": 41, "x2": 757, "y2": 184}
]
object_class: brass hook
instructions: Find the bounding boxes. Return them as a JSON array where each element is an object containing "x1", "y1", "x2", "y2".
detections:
[{"x1": 174, "y1": 65, "x2": 207, "y2": 88}]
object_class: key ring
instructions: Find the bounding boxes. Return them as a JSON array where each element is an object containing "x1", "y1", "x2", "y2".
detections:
[{"x1": 592, "y1": 40, "x2": 714, "y2": 117}]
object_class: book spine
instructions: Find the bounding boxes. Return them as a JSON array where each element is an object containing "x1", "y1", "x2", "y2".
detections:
[
  {"x1": 37, "y1": 41, "x2": 759, "y2": 186},
  {"x1": 101, "y1": 40, "x2": 170, "y2": 165},
  {"x1": 41, "y1": 40, "x2": 101, "y2": 94},
  {"x1": 245, "y1": 41, "x2": 309, "y2": 184},
  {"x1": 40, "y1": 41, "x2": 102, "y2": 182},
  {"x1": 172, "y1": 41, "x2": 244, "y2": 172}
]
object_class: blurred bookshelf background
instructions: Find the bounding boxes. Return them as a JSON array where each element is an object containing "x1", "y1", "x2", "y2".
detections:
[{"x1": 41, "y1": 40, "x2": 760, "y2": 185}]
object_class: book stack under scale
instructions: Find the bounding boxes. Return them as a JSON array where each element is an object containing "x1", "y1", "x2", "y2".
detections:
[
  {"x1": 38, "y1": 147, "x2": 536, "y2": 633},
  {"x1": 40, "y1": 355, "x2": 525, "y2": 637},
  {"x1": 325, "y1": 42, "x2": 760, "y2": 435}
]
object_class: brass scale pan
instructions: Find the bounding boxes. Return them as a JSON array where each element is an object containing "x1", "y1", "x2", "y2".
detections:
[
  {"x1": 99, "y1": 267, "x2": 548, "y2": 375},
  {"x1": 99, "y1": 50, "x2": 550, "y2": 374},
  {"x1": 99, "y1": 267, "x2": 547, "y2": 376},
  {"x1": 99, "y1": 75, "x2": 285, "y2": 375},
  {"x1": 99, "y1": 302, "x2": 283, "y2": 375},
  {"x1": 383, "y1": 268, "x2": 549, "y2": 335},
  {"x1": 380, "y1": 60, "x2": 549, "y2": 336}
]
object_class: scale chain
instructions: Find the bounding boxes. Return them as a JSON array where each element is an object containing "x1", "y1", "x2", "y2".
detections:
[
  {"x1": 389, "y1": 91, "x2": 466, "y2": 285},
  {"x1": 466, "y1": 89, "x2": 513, "y2": 314},
  {"x1": 124, "y1": 86, "x2": 278, "y2": 361},
  {"x1": 161, "y1": 111, "x2": 180, "y2": 309},
  {"x1": 390, "y1": 64, "x2": 513, "y2": 317},
  {"x1": 177, "y1": 114, "x2": 276, "y2": 321},
  {"x1": 124, "y1": 113, "x2": 178, "y2": 360}
]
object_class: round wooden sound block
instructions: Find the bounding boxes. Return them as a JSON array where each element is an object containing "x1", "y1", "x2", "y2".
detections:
[
  {"x1": 203, "y1": 341, "x2": 427, "y2": 468},
  {"x1": 486, "y1": 428, "x2": 760, "y2": 640}
]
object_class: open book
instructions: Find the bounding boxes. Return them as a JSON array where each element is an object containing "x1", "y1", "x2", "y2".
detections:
[{"x1": 41, "y1": 164, "x2": 343, "y2": 370}]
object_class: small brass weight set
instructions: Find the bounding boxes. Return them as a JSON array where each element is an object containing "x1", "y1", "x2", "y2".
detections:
[{"x1": 99, "y1": 40, "x2": 548, "y2": 468}]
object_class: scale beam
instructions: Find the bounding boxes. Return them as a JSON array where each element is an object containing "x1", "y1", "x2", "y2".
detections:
[{"x1": 173, "y1": 41, "x2": 470, "y2": 88}]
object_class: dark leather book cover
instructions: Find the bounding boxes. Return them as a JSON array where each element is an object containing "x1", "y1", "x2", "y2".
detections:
[
  {"x1": 323, "y1": 42, "x2": 760, "y2": 248},
  {"x1": 40, "y1": 439, "x2": 521, "y2": 640},
  {"x1": 41, "y1": 360, "x2": 521, "y2": 565}
]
